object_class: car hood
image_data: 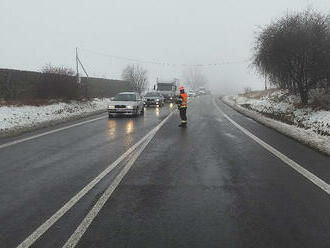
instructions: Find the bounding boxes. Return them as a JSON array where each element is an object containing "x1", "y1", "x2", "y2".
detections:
[
  {"x1": 158, "y1": 91, "x2": 175, "y2": 95},
  {"x1": 144, "y1": 96, "x2": 160, "y2": 100},
  {"x1": 109, "y1": 101, "x2": 138, "y2": 106}
]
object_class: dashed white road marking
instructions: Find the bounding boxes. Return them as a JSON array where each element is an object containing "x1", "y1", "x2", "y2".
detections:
[
  {"x1": 216, "y1": 117, "x2": 224, "y2": 123},
  {"x1": 214, "y1": 97, "x2": 330, "y2": 196},
  {"x1": 0, "y1": 116, "x2": 107, "y2": 150},
  {"x1": 224, "y1": 133, "x2": 237, "y2": 139},
  {"x1": 16, "y1": 111, "x2": 174, "y2": 248}
]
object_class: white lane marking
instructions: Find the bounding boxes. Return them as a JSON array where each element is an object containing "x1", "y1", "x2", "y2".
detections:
[
  {"x1": 224, "y1": 133, "x2": 237, "y2": 139},
  {"x1": 216, "y1": 117, "x2": 223, "y2": 123},
  {"x1": 0, "y1": 116, "x2": 107, "y2": 150},
  {"x1": 62, "y1": 126, "x2": 156, "y2": 248},
  {"x1": 213, "y1": 98, "x2": 330, "y2": 195},
  {"x1": 16, "y1": 111, "x2": 174, "y2": 248}
]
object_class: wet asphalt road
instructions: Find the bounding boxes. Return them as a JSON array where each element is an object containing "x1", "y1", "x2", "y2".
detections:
[{"x1": 1, "y1": 95, "x2": 330, "y2": 248}]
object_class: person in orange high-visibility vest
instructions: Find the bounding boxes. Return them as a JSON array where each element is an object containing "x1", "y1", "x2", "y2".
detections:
[{"x1": 176, "y1": 86, "x2": 188, "y2": 127}]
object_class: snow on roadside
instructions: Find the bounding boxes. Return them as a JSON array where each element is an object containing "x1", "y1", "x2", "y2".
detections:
[
  {"x1": 222, "y1": 94, "x2": 330, "y2": 156},
  {"x1": 232, "y1": 90, "x2": 330, "y2": 136},
  {"x1": 0, "y1": 98, "x2": 110, "y2": 136}
]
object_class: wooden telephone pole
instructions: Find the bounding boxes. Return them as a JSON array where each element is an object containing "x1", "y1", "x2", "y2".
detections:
[
  {"x1": 75, "y1": 47, "x2": 89, "y2": 97},
  {"x1": 76, "y1": 47, "x2": 80, "y2": 84}
]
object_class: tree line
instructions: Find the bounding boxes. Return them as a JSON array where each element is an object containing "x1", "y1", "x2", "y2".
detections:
[{"x1": 253, "y1": 9, "x2": 330, "y2": 104}]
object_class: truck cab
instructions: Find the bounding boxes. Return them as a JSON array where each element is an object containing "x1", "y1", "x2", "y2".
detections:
[{"x1": 156, "y1": 80, "x2": 178, "y2": 102}]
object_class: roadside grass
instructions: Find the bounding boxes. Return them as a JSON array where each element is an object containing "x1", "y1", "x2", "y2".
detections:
[
  {"x1": 240, "y1": 88, "x2": 330, "y2": 111},
  {"x1": 239, "y1": 88, "x2": 278, "y2": 99}
]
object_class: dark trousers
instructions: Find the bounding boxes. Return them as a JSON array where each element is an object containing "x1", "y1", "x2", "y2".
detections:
[{"x1": 179, "y1": 107, "x2": 187, "y2": 123}]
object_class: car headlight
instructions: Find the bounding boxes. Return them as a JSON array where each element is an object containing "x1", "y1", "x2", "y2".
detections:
[
  {"x1": 156, "y1": 99, "x2": 159, "y2": 102},
  {"x1": 126, "y1": 105, "x2": 134, "y2": 109},
  {"x1": 108, "y1": 105, "x2": 115, "y2": 109}
]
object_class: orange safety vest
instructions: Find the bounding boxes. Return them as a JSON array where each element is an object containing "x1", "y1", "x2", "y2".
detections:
[{"x1": 179, "y1": 93, "x2": 188, "y2": 108}]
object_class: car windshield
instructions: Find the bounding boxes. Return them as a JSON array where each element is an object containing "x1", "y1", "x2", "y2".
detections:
[
  {"x1": 158, "y1": 85, "x2": 173, "y2": 91},
  {"x1": 113, "y1": 94, "x2": 136, "y2": 101},
  {"x1": 145, "y1": 92, "x2": 160, "y2": 97}
]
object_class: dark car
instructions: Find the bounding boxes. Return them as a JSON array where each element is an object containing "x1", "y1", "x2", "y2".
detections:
[{"x1": 143, "y1": 92, "x2": 165, "y2": 107}]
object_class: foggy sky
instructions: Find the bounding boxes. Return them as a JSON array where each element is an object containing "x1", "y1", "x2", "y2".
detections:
[{"x1": 2, "y1": 0, "x2": 330, "y2": 94}]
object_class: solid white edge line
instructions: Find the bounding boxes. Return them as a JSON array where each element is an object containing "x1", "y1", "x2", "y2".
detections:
[
  {"x1": 16, "y1": 111, "x2": 174, "y2": 248},
  {"x1": 62, "y1": 127, "x2": 156, "y2": 248},
  {"x1": 213, "y1": 97, "x2": 330, "y2": 195},
  {"x1": 0, "y1": 116, "x2": 107, "y2": 150}
]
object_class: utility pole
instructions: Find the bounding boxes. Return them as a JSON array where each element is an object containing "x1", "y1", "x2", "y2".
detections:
[
  {"x1": 76, "y1": 47, "x2": 90, "y2": 98},
  {"x1": 76, "y1": 47, "x2": 80, "y2": 85},
  {"x1": 263, "y1": 70, "x2": 267, "y2": 90}
]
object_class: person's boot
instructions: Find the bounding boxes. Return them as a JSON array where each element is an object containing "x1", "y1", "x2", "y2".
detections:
[{"x1": 178, "y1": 122, "x2": 187, "y2": 127}]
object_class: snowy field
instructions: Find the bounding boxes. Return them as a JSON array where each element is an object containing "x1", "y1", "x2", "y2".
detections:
[
  {"x1": 232, "y1": 89, "x2": 330, "y2": 136},
  {"x1": 0, "y1": 98, "x2": 110, "y2": 136}
]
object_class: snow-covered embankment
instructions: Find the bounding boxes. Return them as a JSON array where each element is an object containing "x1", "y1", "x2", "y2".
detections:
[
  {"x1": 222, "y1": 91, "x2": 330, "y2": 156},
  {"x1": 0, "y1": 98, "x2": 110, "y2": 137}
]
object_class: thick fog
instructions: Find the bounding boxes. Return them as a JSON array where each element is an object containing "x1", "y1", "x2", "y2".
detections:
[{"x1": 2, "y1": 0, "x2": 330, "y2": 94}]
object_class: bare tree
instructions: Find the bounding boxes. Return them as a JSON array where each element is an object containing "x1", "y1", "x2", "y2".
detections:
[
  {"x1": 244, "y1": 87, "x2": 252, "y2": 94},
  {"x1": 38, "y1": 64, "x2": 79, "y2": 99},
  {"x1": 253, "y1": 9, "x2": 330, "y2": 105},
  {"x1": 41, "y1": 64, "x2": 75, "y2": 76},
  {"x1": 183, "y1": 67, "x2": 208, "y2": 89},
  {"x1": 121, "y1": 64, "x2": 148, "y2": 94}
]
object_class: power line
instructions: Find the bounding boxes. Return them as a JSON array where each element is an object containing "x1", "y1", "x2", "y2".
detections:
[{"x1": 78, "y1": 47, "x2": 250, "y2": 68}]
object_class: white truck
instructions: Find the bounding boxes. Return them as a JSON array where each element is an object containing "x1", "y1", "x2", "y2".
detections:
[{"x1": 156, "y1": 79, "x2": 178, "y2": 102}]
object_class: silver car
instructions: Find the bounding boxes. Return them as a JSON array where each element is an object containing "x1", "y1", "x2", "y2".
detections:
[{"x1": 108, "y1": 92, "x2": 144, "y2": 117}]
